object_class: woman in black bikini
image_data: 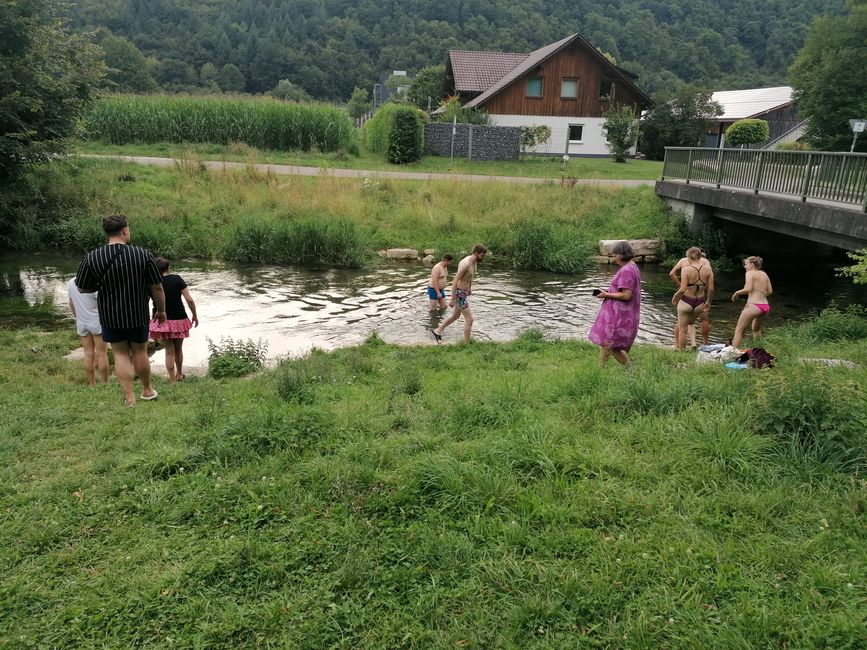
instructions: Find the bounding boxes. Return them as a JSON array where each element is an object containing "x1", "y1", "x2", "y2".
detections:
[{"x1": 671, "y1": 247, "x2": 714, "y2": 350}]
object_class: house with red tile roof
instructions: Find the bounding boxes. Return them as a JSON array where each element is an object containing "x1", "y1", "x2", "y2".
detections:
[{"x1": 444, "y1": 33, "x2": 652, "y2": 157}]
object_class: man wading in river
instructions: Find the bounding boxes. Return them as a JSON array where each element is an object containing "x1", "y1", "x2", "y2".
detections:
[
  {"x1": 432, "y1": 244, "x2": 487, "y2": 344},
  {"x1": 75, "y1": 214, "x2": 166, "y2": 407}
]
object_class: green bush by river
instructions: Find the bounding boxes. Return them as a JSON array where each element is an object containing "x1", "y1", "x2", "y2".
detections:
[
  {"x1": 1, "y1": 314, "x2": 865, "y2": 647},
  {"x1": 3, "y1": 157, "x2": 672, "y2": 271}
]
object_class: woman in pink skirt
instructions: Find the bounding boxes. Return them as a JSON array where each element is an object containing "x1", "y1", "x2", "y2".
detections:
[
  {"x1": 150, "y1": 257, "x2": 199, "y2": 382},
  {"x1": 588, "y1": 241, "x2": 642, "y2": 367}
]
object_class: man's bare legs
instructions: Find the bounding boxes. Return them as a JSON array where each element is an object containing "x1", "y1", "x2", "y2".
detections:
[
  {"x1": 111, "y1": 340, "x2": 155, "y2": 405},
  {"x1": 429, "y1": 298, "x2": 448, "y2": 311},
  {"x1": 434, "y1": 306, "x2": 473, "y2": 343}
]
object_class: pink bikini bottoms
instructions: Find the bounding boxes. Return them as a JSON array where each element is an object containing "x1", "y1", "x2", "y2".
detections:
[{"x1": 751, "y1": 303, "x2": 771, "y2": 314}]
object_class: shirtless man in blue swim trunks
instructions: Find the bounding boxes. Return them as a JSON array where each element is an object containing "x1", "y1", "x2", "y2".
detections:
[
  {"x1": 432, "y1": 244, "x2": 487, "y2": 344},
  {"x1": 427, "y1": 253, "x2": 453, "y2": 310}
]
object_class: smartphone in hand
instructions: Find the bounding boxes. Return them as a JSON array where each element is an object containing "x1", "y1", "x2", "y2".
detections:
[{"x1": 592, "y1": 289, "x2": 602, "y2": 297}]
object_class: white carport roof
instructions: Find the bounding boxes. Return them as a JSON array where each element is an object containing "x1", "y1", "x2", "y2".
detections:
[{"x1": 711, "y1": 86, "x2": 793, "y2": 121}]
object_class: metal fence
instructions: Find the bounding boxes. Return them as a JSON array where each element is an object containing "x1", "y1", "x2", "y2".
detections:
[{"x1": 661, "y1": 147, "x2": 867, "y2": 211}]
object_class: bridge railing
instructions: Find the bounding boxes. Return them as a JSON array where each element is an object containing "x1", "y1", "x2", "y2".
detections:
[{"x1": 661, "y1": 147, "x2": 867, "y2": 211}]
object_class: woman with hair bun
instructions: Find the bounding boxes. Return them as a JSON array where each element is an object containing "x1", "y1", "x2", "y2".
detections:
[{"x1": 731, "y1": 255, "x2": 772, "y2": 347}]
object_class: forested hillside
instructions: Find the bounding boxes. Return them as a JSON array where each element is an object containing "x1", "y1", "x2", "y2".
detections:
[{"x1": 69, "y1": 0, "x2": 845, "y2": 100}]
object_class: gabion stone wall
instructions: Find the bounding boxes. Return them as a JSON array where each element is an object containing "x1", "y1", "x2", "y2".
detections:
[{"x1": 424, "y1": 123, "x2": 521, "y2": 161}]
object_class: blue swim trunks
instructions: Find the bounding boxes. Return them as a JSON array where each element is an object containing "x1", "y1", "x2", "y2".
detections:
[{"x1": 427, "y1": 287, "x2": 445, "y2": 300}]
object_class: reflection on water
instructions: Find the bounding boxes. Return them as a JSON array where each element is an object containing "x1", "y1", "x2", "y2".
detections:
[{"x1": 3, "y1": 253, "x2": 866, "y2": 369}]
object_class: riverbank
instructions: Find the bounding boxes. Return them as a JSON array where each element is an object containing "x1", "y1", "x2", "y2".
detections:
[
  {"x1": 1, "y1": 314, "x2": 865, "y2": 647},
  {"x1": 3, "y1": 157, "x2": 677, "y2": 271}
]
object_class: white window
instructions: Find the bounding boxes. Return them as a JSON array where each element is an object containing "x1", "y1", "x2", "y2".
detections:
[
  {"x1": 568, "y1": 124, "x2": 584, "y2": 143},
  {"x1": 561, "y1": 78, "x2": 578, "y2": 99}
]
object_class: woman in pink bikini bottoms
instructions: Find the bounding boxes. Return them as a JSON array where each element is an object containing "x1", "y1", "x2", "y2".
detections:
[{"x1": 731, "y1": 255, "x2": 773, "y2": 348}]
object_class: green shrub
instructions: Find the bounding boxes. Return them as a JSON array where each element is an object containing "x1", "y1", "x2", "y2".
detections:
[
  {"x1": 85, "y1": 94, "x2": 356, "y2": 153},
  {"x1": 755, "y1": 367, "x2": 867, "y2": 470},
  {"x1": 362, "y1": 104, "x2": 401, "y2": 154},
  {"x1": 520, "y1": 125, "x2": 551, "y2": 154},
  {"x1": 363, "y1": 104, "x2": 424, "y2": 158},
  {"x1": 798, "y1": 305, "x2": 867, "y2": 342},
  {"x1": 275, "y1": 363, "x2": 315, "y2": 404},
  {"x1": 387, "y1": 108, "x2": 424, "y2": 164},
  {"x1": 207, "y1": 337, "x2": 268, "y2": 379},
  {"x1": 839, "y1": 248, "x2": 867, "y2": 285},
  {"x1": 725, "y1": 119, "x2": 769, "y2": 146}
]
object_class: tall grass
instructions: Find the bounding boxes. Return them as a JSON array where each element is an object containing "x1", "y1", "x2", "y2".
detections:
[
  {"x1": 14, "y1": 157, "x2": 671, "y2": 271},
  {"x1": 221, "y1": 217, "x2": 367, "y2": 267},
  {"x1": 85, "y1": 94, "x2": 357, "y2": 153}
]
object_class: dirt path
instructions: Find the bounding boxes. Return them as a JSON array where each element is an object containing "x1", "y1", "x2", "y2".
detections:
[{"x1": 82, "y1": 154, "x2": 655, "y2": 187}]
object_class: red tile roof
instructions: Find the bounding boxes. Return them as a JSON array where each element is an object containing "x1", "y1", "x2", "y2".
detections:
[{"x1": 449, "y1": 50, "x2": 528, "y2": 93}]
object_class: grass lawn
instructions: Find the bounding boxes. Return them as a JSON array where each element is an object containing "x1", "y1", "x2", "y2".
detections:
[
  {"x1": 1, "y1": 311, "x2": 865, "y2": 648},
  {"x1": 73, "y1": 140, "x2": 664, "y2": 181}
]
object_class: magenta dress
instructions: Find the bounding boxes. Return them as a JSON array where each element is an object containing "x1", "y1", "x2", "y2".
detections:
[{"x1": 588, "y1": 261, "x2": 642, "y2": 351}]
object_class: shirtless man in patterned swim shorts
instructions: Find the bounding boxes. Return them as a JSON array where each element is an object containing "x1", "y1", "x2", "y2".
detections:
[{"x1": 432, "y1": 244, "x2": 487, "y2": 344}]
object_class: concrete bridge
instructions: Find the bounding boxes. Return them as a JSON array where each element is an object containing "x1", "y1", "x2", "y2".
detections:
[{"x1": 655, "y1": 148, "x2": 867, "y2": 250}]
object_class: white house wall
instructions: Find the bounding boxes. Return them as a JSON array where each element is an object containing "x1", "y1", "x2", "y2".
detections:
[{"x1": 488, "y1": 115, "x2": 629, "y2": 157}]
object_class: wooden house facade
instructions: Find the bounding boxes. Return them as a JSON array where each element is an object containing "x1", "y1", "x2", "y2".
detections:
[{"x1": 444, "y1": 33, "x2": 652, "y2": 156}]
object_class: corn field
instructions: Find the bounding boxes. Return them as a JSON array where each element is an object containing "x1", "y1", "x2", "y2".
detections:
[{"x1": 84, "y1": 94, "x2": 356, "y2": 152}]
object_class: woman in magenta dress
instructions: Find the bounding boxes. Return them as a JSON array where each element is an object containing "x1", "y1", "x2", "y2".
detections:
[{"x1": 588, "y1": 241, "x2": 642, "y2": 367}]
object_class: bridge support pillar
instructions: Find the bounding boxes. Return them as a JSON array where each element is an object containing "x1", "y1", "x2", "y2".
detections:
[{"x1": 662, "y1": 197, "x2": 712, "y2": 232}]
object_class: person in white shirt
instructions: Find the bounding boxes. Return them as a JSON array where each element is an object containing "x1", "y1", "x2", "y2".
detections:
[{"x1": 68, "y1": 277, "x2": 109, "y2": 385}]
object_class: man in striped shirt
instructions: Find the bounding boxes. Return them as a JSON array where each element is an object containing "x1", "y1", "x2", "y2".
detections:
[{"x1": 76, "y1": 215, "x2": 167, "y2": 407}]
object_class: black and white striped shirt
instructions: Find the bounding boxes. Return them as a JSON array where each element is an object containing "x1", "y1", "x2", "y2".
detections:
[{"x1": 75, "y1": 244, "x2": 162, "y2": 329}]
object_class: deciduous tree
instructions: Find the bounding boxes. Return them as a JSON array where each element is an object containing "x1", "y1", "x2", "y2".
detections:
[
  {"x1": 0, "y1": 0, "x2": 105, "y2": 182},
  {"x1": 100, "y1": 34, "x2": 156, "y2": 92},
  {"x1": 789, "y1": 0, "x2": 867, "y2": 151},
  {"x1": 347, "y1": 87, "x2": 372, "y2": 120},
  {"x1": 640, "y1": 88, "x2": 722, "y2": 160},
  {"x1": 406, "y1": 64, "x2": 445, "y2": 111},
  {"x1": 603, "y1": 105, "x2": 639, "y2": 162}
]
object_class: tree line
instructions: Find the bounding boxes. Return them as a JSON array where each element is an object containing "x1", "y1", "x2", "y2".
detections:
[{"x1": 68, "y1": 0, "x2": 845, "y2": 100}]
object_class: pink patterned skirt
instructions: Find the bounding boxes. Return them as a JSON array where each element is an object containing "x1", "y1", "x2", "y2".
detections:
[{"x1": 149, "y1": 318, "x2": 192, "y2": 340}]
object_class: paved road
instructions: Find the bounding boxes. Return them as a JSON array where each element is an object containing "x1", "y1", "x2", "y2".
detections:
[{"x1": 82, "y1": 154, "x2": 656, "y2": 187}]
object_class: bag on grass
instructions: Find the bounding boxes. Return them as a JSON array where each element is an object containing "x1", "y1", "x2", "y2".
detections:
[{"x1": 736, "y1": 347, "x2": 775, "y2": 369}]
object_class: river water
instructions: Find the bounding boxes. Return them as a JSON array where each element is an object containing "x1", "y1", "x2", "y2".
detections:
[{"x1": 3, "y1": 252, "x2": 865, "y2": 370}]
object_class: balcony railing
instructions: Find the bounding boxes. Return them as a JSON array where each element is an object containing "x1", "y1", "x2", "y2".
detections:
[{"x1": 661, "y1": 147, "x2": 867, "y2": 212}]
